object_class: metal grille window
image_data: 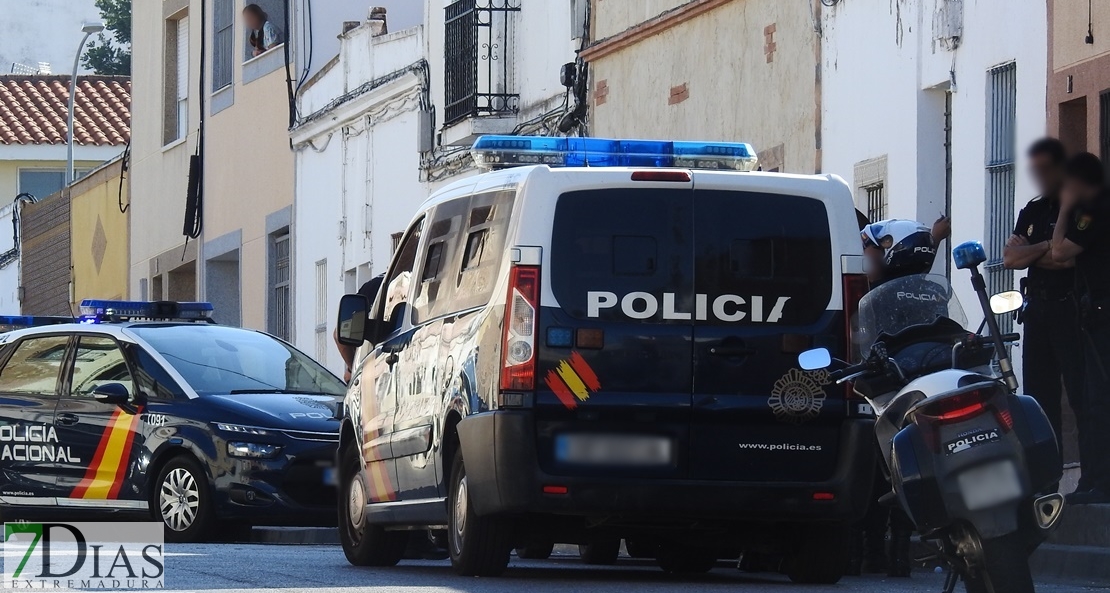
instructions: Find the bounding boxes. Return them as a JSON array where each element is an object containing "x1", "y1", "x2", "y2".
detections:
[
  {"x1": 865, "y1": 183, "x2": 886, "y2": 222},
  {"x1": 270, "y1": 232, "x2": 292, "y2": 341},
  {"x1": 1100, "y1": 89, "x2": 1110, "y2": 175},
  {"x1": 212, "y1": 0, "x2": 234, "y2": 90},
  {"x1": 444, "y1": 0, "x2": 521, "y2": 126},
  {"x1": 314, "y1": 260, "x2": 327, "y2": 362},
  {"x1": 985, "y1": 62, "x2": 1017, "y2": 332}
]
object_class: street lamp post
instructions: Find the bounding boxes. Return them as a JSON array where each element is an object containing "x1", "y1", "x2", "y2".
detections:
[{"x1": 66, "y1": 22, "x2": 105, "y2": 186}]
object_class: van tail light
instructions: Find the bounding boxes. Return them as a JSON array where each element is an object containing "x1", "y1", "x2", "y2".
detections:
[
  {"x1": 501, "y1": 265, "x2": 540, "y2": 391},
  {"x1": 842, "y1": 273, "x2": 869, "y2": 398}
]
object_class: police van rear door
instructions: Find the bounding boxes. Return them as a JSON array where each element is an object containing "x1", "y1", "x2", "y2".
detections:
[
  {"x1": 540, "y1": 180, "x2": 694, "y2": 480},
  {"x1": 688, "y1": 173, "x2": 845, "y2": 482}
]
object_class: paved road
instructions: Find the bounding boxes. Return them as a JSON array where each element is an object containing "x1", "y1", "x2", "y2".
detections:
[{"x1": 154, "y1": 544, "x2": 1103, "y2": 593}]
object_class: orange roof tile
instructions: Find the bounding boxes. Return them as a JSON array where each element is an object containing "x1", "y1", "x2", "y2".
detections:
[{"x1": 0, "y1": 75, "x2": 130, "y2": 146}]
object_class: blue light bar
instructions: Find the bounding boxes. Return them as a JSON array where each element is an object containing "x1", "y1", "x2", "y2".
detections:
[
  {"x1": 79, "y1": 300, "x2": 214, "y2": 322},
  {"x1": 0, "y1": 316, "x2": 72, "y2": 332},
  {"x1": 471, "y1": 135, "x2": 758, "y2": 171}
]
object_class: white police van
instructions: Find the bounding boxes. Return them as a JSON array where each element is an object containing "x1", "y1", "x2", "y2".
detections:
[{"x1": 335, "y1": 136, "x2": 872, "y2": 582}]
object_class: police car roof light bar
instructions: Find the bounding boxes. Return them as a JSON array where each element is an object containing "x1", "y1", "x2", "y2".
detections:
[
  {"x1": 471, "y1": 135, "x2": 759, "y2": 172},
  {"x1": 78, "y1": 300, "x2": 214, "y2": 323},
  {"x1": 0, "y1": 315, "x2": 73, "y2": 332}
]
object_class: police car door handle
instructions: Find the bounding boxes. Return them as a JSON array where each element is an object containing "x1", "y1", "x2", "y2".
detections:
[
  {"x1": 709, "y1": 345, "x2": 756, "y2": 357},
  {"x1": 56, "y1": 413, "x2": 80, "y2": 426}
]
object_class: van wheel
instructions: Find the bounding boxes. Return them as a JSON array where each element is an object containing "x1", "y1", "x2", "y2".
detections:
[
  {"x1": 448, "y1": 449, "x2": 512, "y2": 576},
  {"x1": 515, "y1": 541, "x2": 555, "y2": 560},
  {"x1": 624, "y1": 539, "x2": 659, "y2": 559},
  {"x1": 785, "y1": 524, "x2": 848, "y2": 584},
  {"x1": 155, "y1": 455, "x2": 213, "y2": 543},
  {"x1": 338, "y1": 443, "x2": 407, "y2": 566},
  {"x1": 657, "y1": 546, "x2": 717, "y2": 574},
  {"x1": 579, "y1": 538, "x2": 621, "y2": 565}
]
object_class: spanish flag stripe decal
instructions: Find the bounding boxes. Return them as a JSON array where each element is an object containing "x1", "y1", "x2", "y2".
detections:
[
  {"x1": 556, "y1": 361, "x2": 590, "y2": 401},
  {"x1": 544, "y1": 370, "x2": 578, "y2": 410},
  {"x1": 78, "y1": 411, "x2": 139, "y2": 499},
  {"x1": 105, "y1": 413, "x2": 140, "y2": 499},
  {"x1": 70, "y1": 409, "x2": 123, "y2": 498},
  {"x1": 568, "y1": 352, "x2": 601, "y2": 392}
]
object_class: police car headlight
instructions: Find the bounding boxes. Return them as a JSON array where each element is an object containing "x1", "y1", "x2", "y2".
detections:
[
  {"x1": 215, "y1": 423, "x2": 269, "y2": 435},
  {"x1": 227, "y1": 442, "x2": 283, "y2": 459}
]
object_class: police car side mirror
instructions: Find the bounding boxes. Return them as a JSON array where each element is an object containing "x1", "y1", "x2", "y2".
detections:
[
  {"x1": 337, "y1": 294, "x2": 370, "y2": 347},
  {"x1": 990, "y1": 291, "x2": 1024, "y2": 315},
  {"x1": 798, "y1": 348, "x2": 832, "y2": 371},
  {"x1": 92, "y1": 382, "x2": 130, "y2": 406}
]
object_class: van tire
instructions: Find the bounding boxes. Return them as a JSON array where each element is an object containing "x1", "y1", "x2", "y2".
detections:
[
  {"x1": 338, "y1": 443, "x2": 407, "y2": 567},
  {"x1": 515, "y1": 541, "x2": 555, "y2": 560},
  {"x1": 784, "y1": 524, "x2": 848, "y2": 584},
  {"x1": 155, "y1": 455, "x2": 214, "y2": 543},
  {"x1": 624, "y1": 539, "x2": 659, "y2": 559},
  {"x1": 448, "y1": 449, "x2": 512, "y2": 576},
  {"x1": 579, "y1": 538, "x2": 621, "y2": 565},
  {"x1": 656, "y1": 546, "x2": 717, "y2": 574}
]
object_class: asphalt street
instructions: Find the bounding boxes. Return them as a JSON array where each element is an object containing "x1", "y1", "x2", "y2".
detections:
[{"x1": 140, "y1": 543, "x2": 1102, "y2": 593}]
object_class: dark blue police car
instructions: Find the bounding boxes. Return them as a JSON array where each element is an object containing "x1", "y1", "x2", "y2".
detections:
[{"x1": 0, "y1": 300, "x2": 346, "y2": 541}]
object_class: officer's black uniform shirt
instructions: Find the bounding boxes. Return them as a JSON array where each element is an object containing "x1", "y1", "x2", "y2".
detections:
[
  {"x1": 1066, "y1": 193, "x2": 1110, "y2": 303},
  {"x1": 1014, "y1": 195, "x2": 1075, "y2": 296}
]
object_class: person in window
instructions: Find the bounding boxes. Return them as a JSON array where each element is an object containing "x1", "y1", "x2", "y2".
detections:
[{"x1": 244, "y1": 4, "x2": 283, "y2": 57}]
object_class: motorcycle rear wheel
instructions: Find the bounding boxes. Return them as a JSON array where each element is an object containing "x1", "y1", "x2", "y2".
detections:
[{"x1": 962, "y1": 532, "x2": 1034, "y2": 593}]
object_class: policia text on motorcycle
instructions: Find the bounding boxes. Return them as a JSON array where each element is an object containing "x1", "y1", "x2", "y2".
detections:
[
  {"x1": 1051, "y1": 151, "x2": 1110, "y2": 505},
  {"x1": 1004, "y1": 138, "x2": 1088, "y2": 491}
]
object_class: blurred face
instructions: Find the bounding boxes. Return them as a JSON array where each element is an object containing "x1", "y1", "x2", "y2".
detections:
[
  {"x1": 1063, "y1": 177, "x2": 1101, "y2": 206},
  {"x1": 1029, "y1": 152, "x2": 1064, "y2": 197},
  {"x1": 864, "y1": 245, "x2": 884, "y2": 284},
  {"x1": 243, "y1": 10, "x2": 261, "y2": 29}
]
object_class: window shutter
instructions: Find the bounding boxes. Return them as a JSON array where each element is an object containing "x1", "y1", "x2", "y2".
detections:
[{"x1": 176, "y1": 16, "x2": 189, "y2": 100}]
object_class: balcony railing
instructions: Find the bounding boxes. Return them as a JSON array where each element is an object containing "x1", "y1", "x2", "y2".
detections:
[{"x1": 444, "y1": 0, "x2": 521, "y2": 126}]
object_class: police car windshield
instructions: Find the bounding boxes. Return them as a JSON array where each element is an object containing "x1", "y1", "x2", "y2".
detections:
[
  {"x1": 854, "y1": 273, "x2": 968, "y2": 357},
  {"x1": 128, "y1": 325, "x2": 346, "y2": 397}
]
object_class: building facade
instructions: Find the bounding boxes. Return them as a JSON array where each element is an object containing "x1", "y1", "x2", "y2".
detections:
[
  {"x1": 583, "y1": 0, "x2": 821, "y2": 174},
  {"x1": 1048, "y1": 0, "x2": 1110, "y2": 160}
]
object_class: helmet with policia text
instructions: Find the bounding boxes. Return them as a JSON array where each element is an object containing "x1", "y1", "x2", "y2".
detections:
[{"x1": 861, "y1": 219, "x2": 937, "y2": 280}]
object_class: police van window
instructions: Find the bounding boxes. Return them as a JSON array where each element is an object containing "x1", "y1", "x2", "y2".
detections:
[
  {"x1": 552, "y1": 188, "x2": 693, "y2": 322},
  {"x1": 413, "y1": 198, "x2": 468, "y2": 323},
  {"x1": 695, "y1": 190, "x2": 833, "y2": 326},
  {"x1": 0, "y1": 335, "x2": 70, "y2": 395},
  {"x1": 453, "y1": 190, "x2": 515, "y2": 313},
  {"x1": 70, "y1": 336, "x2": 134, "y2": 398},
  {"x1": 381, "y1": 217, "x2": 424, "y2": 331}
]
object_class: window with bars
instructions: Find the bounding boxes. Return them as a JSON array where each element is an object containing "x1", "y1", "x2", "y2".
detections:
[
  {"x1": 864, "y1": 183, "x2": 886, "y2": 222},
  {"x1": 269, "y1": 232, "x2": 291, "y2": 341},
  {"x1": 444, "y1": 0, "x2": 521, "y2": 126},
  {"x1": 314, "y1": 259, "x2": 327, "y2": 362},
  {"x1": 212, "y1": 0, "x2": 234, "y2": 90},
  {"x1": 985, "y1": 62, "x2": 1017, "y2": 333}
]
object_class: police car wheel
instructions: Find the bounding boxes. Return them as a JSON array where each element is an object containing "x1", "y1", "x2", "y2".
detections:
[
  {"x1": 338, "y1": 443, "x2": 406, "y2": 567},
  {"x1": 579, "y1": 538, "x2": 621, "y2": 565},
  {"x1": 155, "y1": 456, "x2": 213, "y2": 543},
  {"x1": 447, "y1": 449, "x2": 512, "y2": 576}
]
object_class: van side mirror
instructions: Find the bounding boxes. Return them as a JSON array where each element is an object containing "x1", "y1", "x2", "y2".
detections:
[
  {"x1": 336, "y1": 294, "x2": 370, "y2": 346},
  {"x1": 989, "y1": 291, "x2": 1024, "y2": 315},
  {"x1": 798, "y1": 348, "x2": 832, "y2": 371},
  {"x1": 92, "y1": 382, "x2": 130, "y2": 406}
]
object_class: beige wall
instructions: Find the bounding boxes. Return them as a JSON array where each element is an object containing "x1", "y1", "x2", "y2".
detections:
[
  {"x1": 593, "y1": 0, "x2": 689, "y2": 39},
  {"x1": 585, "y1": 0, "x2": 819, "y2": 174},
  {"x1": 71, "y1": 158, "x2": 129, "y2": 303},
  {"x1": 1047, "y1": 0, "x2": 1110, "y2": 156},
  {"x1": 1052, "y1": 0, "x2": 1110, "y2": 71}
]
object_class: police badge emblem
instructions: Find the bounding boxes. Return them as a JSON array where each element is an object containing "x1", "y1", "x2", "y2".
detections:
[
  {"x1": 768, "y1": 368, "x2": 829, "y2": 424},
  {"x1": 1078, "y1": 214, "x2": 1092, "y2": 231}
]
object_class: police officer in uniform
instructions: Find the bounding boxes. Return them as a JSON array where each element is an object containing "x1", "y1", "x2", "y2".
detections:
[
  {"x1": 1003, "y1": 138, "x2": 1086, "y2": 485},
  {"x1": 1051, "y1": 152, "x2": 1110, "y2": 504}
]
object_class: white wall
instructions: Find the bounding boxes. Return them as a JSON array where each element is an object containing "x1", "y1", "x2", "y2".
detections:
[
  {"x1": 821, "y1": 0, "x2": 1047, "y2": 336},
  {"x1": 0, "y1": 203, "x2": 18, "y2": 312},
  {"x1": 0, "y1": 0, "x2": 101, "y2": 73}
]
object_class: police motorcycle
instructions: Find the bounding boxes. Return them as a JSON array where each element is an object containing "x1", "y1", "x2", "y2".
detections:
[{"x1": 799, "y1": 241, "x2": 1064, "y2": 593}]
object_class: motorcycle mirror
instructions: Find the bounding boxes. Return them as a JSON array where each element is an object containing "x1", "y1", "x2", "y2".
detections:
[
  {"x1": 989, "y1": 291, "x2": 1024, "y2": 315},
  {"x1": 798, "y1": 348, "x2": 832, "y2": 371}
]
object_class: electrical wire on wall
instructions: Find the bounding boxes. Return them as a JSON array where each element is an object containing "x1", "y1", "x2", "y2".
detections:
[
  {"x1": 0, "y1": 193, "x2": 38, "y2": 270},
  {"x1": 117, "y1": 140, "x2": 131, "y2": 214},
  {"x1": 182, "y1": 0, "x2": 206, "y2": 250}
]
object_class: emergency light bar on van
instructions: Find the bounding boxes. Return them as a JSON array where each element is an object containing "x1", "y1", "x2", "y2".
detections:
[
  {"x1": 79, "y1": 299, "x2": 214, "y2": 322},
  {"x1": 0, "y1": 315, "x2": 72, "y2": 333},
  {"x1": 471, "y1": 135, "x2": 759, "y2": 172}
]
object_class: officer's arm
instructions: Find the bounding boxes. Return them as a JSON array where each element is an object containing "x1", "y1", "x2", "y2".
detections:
[
  {"x1": 1003, "y1": 235, "x2": 1049, "y2": 269},
  {"x1": 1051, "y1": 204, "x2": 1085, "y2": 263},
  {"x1": 1033, "y1": 250, "x2": 1075, "y2": 269}
]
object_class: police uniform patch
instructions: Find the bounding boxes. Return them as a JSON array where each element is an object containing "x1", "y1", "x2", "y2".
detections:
[
  {"x1": 1027, "y1": 224, "x2": 1034, "y2": 236},
  {"x1": 1078, "y1": 214, "x2": 1093, "y2": 231},
  {"x1": 768, "y1": 368, "x2": 828, "y2": 424}
]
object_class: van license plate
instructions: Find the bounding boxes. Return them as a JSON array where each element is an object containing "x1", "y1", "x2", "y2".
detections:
[
  {"x1": 555, "y1": 434, "x2": 672, "y2": 466},
  {"x1": 957, "y1": 460, "x2": 1022, "y2": 511}
]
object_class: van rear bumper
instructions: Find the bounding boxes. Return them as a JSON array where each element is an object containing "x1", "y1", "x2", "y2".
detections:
[{"x1": 456, "y1": 411, "x2": 875, "y2": 523}]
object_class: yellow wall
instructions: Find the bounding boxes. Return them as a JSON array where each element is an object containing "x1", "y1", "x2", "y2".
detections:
[{"x1": 70, "y1": 159, "x2": 129, "y2": 304}]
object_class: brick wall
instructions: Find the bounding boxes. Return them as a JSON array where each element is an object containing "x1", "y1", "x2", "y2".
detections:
[{"x1": 20, "y1": 193, "x2": 71, "y2": 315}]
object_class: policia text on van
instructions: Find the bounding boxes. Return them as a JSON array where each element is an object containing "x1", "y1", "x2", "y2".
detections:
[{"x1": 334, "y1": 137, "x2": 875, "y2": 584}]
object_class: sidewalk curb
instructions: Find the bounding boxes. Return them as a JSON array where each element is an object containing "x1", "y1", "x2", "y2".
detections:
[
  {"x1": 250, "y1": 527, "x2": 339, "y2": 545},
  {"x1": 1031, "y1": 543, "x2": 1110, "y2": 586}
]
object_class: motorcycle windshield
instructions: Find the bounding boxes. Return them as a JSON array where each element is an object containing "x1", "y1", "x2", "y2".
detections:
[{"x1": 854, "y1": 273, "x2": 968, "y2": 358}]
